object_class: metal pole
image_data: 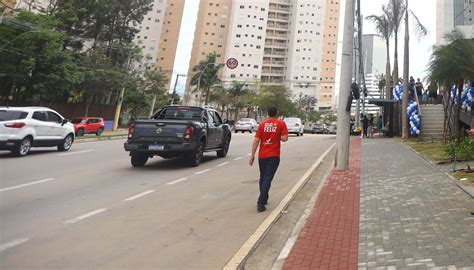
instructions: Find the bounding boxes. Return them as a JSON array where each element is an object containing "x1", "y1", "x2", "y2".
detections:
[
  {"x1": 112, "y1": 50, "x2": 132, "y2": 131},
  {"x1": 335, "y1": 0, "x2": 355, "y2": 170},
  {"x1": 171, "y1": 74, "x2": 186, "y2": 105}
]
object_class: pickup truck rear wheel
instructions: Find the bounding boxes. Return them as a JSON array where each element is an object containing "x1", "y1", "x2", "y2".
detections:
[
  {"x1": 185, "y1": 142, "x2": 204, "y2": 167},
  {"x1": 217, "y1": 136, "x2": 230, "y2": 158},
  {"x1": 131, "y1": 152, "x2": 149, "y2": 167}
]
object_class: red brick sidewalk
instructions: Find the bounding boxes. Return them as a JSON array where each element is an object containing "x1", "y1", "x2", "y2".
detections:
[{"x1": 283, "y1": 137, "x2": 361, "y2": 270}]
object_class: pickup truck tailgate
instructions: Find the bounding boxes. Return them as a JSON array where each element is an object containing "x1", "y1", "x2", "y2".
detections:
[{"x1": 131, "y1": 120, "x2": 191, "y2": 142}]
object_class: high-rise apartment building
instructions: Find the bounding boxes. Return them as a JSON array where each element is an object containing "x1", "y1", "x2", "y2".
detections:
[
  {"x1": 437, "y1": 0, "x2": 474, "y2": 44},
  {"x1": 352, "y1": 34, "x2": 386, "y2": 115},
  {"x1": 185, "y1": 0, "x2": 340, "y2": 111},
  {"x1": 184, "y1": 0, "x2": 233, "y2": 104},
  {"x1": 135, "y1": 0, "x2": 185, "y2": 90}
]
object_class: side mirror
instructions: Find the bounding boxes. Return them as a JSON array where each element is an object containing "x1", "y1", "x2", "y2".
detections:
[{"x1": 62, "y1": 119, "x2": 68, "y2": 126}]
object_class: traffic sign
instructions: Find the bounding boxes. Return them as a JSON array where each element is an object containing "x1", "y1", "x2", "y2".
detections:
[{"x1": 226, "y1": 58, "x2": 238, "y2": 69}]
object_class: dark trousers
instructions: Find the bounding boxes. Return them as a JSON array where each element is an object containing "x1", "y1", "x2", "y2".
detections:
[{"x1": 258, "y1": 157, "x2": 280, "y2": 205}]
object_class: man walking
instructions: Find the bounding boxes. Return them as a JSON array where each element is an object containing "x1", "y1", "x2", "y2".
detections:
[{"x1": 249, "y1": 106, "x2": 288, "y2": 212}]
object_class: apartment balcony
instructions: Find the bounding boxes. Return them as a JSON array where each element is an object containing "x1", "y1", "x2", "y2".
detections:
[
  {"x1": 263, "y1": 51, "x2": 287, "y2": 57},
  {"x1": 264, "y1": 42, "x2": 287, "y2": 48},
  {"x1": 262, "y1": 60, "x2": 286, "y2": 67},
  {"x1": 261, "y1": 70, "x2": 285, "y2": 75},
  {"x1": 268, "y1": 5, "x2": 291, "y2": 14}
]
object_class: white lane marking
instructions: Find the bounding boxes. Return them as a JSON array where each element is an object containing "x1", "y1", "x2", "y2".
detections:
[
  {"x1": 0, "y1": 178, "x2": 55, "y2": 193},
  {"x1": 123, "y1": 190, "x2": 155, "y2": 201},
  {"x1": 217, "y1": 162, "x2": 230, "y2": 167},
  {"x1": 64, "y1": 208, "x2": 107, "y2": 224},
  {"x1": 58, "y1": 149, "x2": 94, "y2": 156},
  {"x1": 166, "y1": 177, "x2": 189, "y2": 185},
  {"x1": 195, "y1": 169, "x2": 211, "y2": 175},
  {"x1": 0, "y1": 238, "x2": 29, "y2": 253},
  {"x1": 224, "y1": 143, "x2": 336, "y2": 270},
  {"x1": 234, "y1": 157, "x2": 243, "y2": 161}
]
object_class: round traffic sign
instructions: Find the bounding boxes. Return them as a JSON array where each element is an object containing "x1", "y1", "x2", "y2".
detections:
[{"x1": 226, "y1": 58, "x2": 238, "y2": 69}]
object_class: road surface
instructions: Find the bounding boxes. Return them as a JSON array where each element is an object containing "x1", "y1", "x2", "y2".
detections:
[{"x1": 0, "y1": 133, "x2": 335, "y2": 269}]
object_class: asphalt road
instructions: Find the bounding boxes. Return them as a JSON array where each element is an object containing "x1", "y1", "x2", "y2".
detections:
[{"x1": 0, "y1": 133, "x2": 335, "y2": 269}]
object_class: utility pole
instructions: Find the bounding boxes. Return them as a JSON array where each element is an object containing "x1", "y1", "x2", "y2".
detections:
[
  {"x1": 171, "y1": 73, "x2": 187, "y2": 105},
  {"x1": 112, "y1": 50, "x2": 132, "y2": 131},
  {"x1": 335, "y1": 0, "x2": 355, "y2": 170}
]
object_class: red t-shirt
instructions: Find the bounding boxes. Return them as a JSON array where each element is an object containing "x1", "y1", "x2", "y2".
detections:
[{"x1": 255, "y1": 118, "x2": 288, "y2": 159}]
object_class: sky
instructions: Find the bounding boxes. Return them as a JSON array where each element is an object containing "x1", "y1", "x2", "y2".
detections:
[{"x1": 170, "y1": 0, "x2": 438, "y2": 96}]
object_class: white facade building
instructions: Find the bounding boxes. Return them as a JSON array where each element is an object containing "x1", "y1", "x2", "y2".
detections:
[
  {"x1": 134, "y1": 0, "x2": 168, "y2": 72},
  {"x1": 286, "y1": 0, "x2": 326, "y2": 102},
  {"x1": 221, "y1": 0, "x2": 269, "y2": 85},
  {"x1": 437, "y1": 0, "x2": 474, "y2": 44},
  {"x1": 222, "y1": 0, "x2": 335, "y2": 111}
]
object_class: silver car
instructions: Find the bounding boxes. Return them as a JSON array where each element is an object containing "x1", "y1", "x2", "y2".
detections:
[
  {"x1": 234, "y1": 118, "x2": 258, "y2": 133},
  {"x1": 284, "y1": 117, "x2": 304, "y2": 136}
]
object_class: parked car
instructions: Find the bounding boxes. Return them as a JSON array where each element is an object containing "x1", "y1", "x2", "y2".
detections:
[
  {"x1": 283, "y1": 117, "x2": 304, "y2": 136},
  {"x1": 71, "y1": 117, "x2": 105, "y2": 136},
  {"x1": 124, "y1": 105, "x2": 232, "y2": 167},
  {"x1": 234, "y1": 118, "x2": 258, "y2": 133},
  {"x1": 0, "y1": 107, "x2": 75, "y2": 156},
  {"x1": 312, "y1": 124, "x2": 329, "y2": 134}
]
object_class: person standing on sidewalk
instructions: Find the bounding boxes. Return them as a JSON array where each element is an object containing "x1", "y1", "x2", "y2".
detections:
[{"x1": 249, "y1": 106, "x2": 288, "y2": 212}]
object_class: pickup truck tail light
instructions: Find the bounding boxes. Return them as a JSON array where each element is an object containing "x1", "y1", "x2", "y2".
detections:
[
  {"x1": 128, "y1": 124, "x2": 135, "y2": 139},
  {"x1": 184, "y1": 127, "x2": 193, "y2": 142},
  {"x1": 4, "y1": 122, "x2": 25, "y2": 128}
]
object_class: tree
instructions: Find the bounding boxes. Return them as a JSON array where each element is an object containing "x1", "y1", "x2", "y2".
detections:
[
  {"x1": 190, "y1": 53, "x2": 223, "y2": 105},
  {"x1": 427, "y1": 32, "x2": 474, "y2": 144},
  {"x1": 144, "y1": 70, "x2": 168, "y2": 116},
  {"x1": 210, "y1": 85, "x2": 232, "y2": 119},
  {"x1": 257, "y1": 85, "x2": 299, "y2": 117},
  {"x1": 0, "y1": 10, "x2": 83, "y2": 104},
  {"x1": 366, "y1": 9, "x2": 393, "y2": 99},
  {"x1": 401, "y1": 0, "x2": 428, "y2": 139},
  {"x1": 385, "y1": 0, "x2": 405, "y2": 89}
]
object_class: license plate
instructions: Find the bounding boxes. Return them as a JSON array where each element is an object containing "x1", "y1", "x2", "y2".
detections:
[{"x1": 149, "y1": 144, "x2": 164, "y2": 151}]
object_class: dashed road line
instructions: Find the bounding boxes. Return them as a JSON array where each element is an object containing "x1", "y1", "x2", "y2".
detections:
[
  {"x1": 0, "y1": 238, "x2": 29, "y2": 253},
  {"x1": 217, "y1": 162, "x2": 230, "y2": 167},
  {"x1": 123, "y1": 190, "x2": 155, "y2": 201},
  {"x1": 195, "y1": 169, "x2": 211, "y2": 175},
  {"x1": 234, "y1": 157, "x2": 243, "y2": 161},
  {"x1": 0, "y1": 178, "x2": 55, "y2": 193},
  {"x1": 64, "y1": 208, "x2": 107, "y2": 224},
  {"x1": 58, "y1": 149, "x2": 94, "y2": 156},
  {"x1": 166, "y1": 177, "x2": 188, "y2": 185}
]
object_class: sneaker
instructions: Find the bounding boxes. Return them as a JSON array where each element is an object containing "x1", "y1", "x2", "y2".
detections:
[{"x1": 257, "y1": 204, "x2": 266, "y2": 212}]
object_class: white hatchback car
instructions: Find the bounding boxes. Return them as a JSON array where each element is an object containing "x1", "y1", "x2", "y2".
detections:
[
  {"x1": 0, "y1": 107, "x2": 75, "y2": 156},
  {"x1": 234, "y1": 118, "x2": 259, "y2": 133},
  {"x1": 284, "y1": 117, "x2": 305, "y2": 136}
]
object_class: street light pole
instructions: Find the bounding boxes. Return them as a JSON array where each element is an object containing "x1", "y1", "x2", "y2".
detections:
[
  {"x1": 335, "y1": 0, "x2": 355, "y2": 170},
  {"x1": 196, "y1": 63, "x2": 215, "y2": 106}
]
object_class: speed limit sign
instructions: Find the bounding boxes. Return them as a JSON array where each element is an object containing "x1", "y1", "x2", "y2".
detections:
[{"x1": 226, "y1": 58, "x2": 239, "y2": 69}]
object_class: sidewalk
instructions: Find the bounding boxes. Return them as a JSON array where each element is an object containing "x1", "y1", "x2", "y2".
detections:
[{"x1": 281, "y1": 137, "x2": 474, "y2": 269}]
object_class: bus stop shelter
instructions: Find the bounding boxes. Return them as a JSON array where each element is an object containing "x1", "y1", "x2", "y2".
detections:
[{"x1": 368, "y1": 99, "x2": 397, "y2": 138}]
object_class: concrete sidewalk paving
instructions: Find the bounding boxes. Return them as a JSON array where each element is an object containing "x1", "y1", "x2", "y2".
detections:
[{"x1": 280, "y1": 137, "x2": 474, "y2": 269}]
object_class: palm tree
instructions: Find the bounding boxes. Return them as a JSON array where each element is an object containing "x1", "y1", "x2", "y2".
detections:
[
  {"x1": 190, "y1": 53, "x2": 223, "y2": 105},
  {"x1": 427, "y1": 31, "x2": 474, "y2": 144},
  {"x1": 401, "y1": 0, "x2": 428, "y2": 139},
  {"x1": 228, "y1": 81, "x2": 250, "y2": 121},
  {"x1": 385, "y1": 0, "x2": 405, "y2": 91},
  {"x1": 366, "y1": 9, "x2": 393, "y2": 99}
]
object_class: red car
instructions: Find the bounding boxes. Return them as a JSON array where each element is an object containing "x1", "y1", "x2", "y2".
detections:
[{"x1": 71, "y1": 117, "x2": 105, "y2": 136}]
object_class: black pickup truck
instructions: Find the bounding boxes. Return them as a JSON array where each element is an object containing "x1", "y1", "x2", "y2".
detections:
[{"x1": 124, "y1": 106, "x2": 232, "y2": 167}]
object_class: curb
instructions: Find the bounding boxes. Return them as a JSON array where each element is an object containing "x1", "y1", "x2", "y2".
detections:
[
  {"x1": 445, "y1": 172, "x2": 474, "y2": 199},
  {"x1": 75, "y1": 135, "x2": 127, "y2": 143},
  {"x1": 223, "y1": 143, "x2": 336, "y2": 270},
  {"x1": 404, "y1": 142, "x2": 450, "y2": 167}
]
